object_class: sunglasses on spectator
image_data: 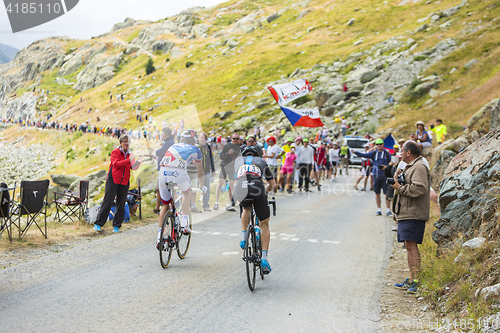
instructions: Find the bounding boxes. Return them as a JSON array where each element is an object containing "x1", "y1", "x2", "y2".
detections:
[
  {"x1": 248, "y1": 140, "x2": 254, "y2": 143},
  {"x1": 375, "y1": 143, "x2": 383, "y2": 145},
  {"x1": 232, "y1": 137, "x2": 239, "y2": 140}
]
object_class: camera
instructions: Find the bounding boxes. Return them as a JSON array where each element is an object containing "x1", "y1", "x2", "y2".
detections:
[{"x1": 387, "y1": 173, "x2": 405, "y2": 186}]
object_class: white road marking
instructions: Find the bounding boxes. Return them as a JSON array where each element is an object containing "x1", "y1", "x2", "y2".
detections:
[
  {"x1": 191, "y1": 229, "x2": 340, "y2": 245},
  {"x1": 222, "y1": 252, "x2": 240, "y2": 256},
  {"x1": 323, "y1": 240, "x2": 341, "y2": 244}
]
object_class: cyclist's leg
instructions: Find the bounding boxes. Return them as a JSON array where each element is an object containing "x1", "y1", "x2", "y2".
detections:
[
  {"x1": 241, "y1": 207, "x2": 251, "y2": 232},
  {"x1": 259, "y1": 217, "x2": 270, "y2": 251},
  {"x1": 158, "y1": 169, "x2": 173, "y2": 244}
]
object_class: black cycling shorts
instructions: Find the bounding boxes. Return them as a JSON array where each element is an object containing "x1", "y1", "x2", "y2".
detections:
[{"x1": 235, "y1": 178, "x2": 270, "y2": 221}]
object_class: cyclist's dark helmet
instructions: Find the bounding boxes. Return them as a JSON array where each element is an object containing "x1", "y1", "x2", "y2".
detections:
[
  {"x1": 181, "y1": 129, "x2": 197, "y2": 145},
  {"x1": 242, "y1": 146, "x2": 259, "y2": 157}
]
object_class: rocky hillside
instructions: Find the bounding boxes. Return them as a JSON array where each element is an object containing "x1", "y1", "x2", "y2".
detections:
[{"x1": 0, "y1": 0, "x2": 499, "y2": 141}]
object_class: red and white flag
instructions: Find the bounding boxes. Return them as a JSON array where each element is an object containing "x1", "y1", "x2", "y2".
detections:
[{"x1": 268, "y1": 79, "x2": 312, "y2": 106}]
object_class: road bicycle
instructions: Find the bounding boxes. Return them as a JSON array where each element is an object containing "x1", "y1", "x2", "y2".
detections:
[
  {"x1": 159, "y1": 182, "x2": 202, "y2": 269},
  {"x1": 242, "y1": 196, "x2": 276, "y2": 291}
]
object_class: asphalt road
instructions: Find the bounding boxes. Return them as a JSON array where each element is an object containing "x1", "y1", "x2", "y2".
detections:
[{"x1": 0, "y1": 174, "x2": 393, "y2": 332}]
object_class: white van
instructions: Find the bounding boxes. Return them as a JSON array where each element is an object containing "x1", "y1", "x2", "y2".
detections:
[{"x1": 339, "y1": 137, "x2": 370, "y2": 165}]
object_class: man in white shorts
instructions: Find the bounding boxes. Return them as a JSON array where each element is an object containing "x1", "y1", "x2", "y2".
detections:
[{"x1": 156, "y1": 130, "x2": 206, "y2": 248}]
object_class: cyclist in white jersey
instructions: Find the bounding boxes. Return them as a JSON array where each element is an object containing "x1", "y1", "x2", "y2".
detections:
[{"x1": 156, "y1": 130, "x2": 206, "y2": 247}]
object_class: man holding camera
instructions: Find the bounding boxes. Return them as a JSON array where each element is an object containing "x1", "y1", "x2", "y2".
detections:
[{"x1": 390, "y1": 141, "x2": 431, "y2": 294}]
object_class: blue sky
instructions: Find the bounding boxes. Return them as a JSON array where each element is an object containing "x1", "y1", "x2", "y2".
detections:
[{"x1": 0, "y1": 0, "x2": 227, "y2": 50}]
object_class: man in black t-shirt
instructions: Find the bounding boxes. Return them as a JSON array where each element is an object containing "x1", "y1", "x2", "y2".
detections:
[
  {"x1": 215, "y1": 132, "x2": 241, "y2": 211},
  {"x1": 234, "y1": 146, "x2": 276, "y2": 274}
]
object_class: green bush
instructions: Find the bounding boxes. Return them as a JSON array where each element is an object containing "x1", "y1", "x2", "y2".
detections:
[
  {"x1": 66, "y1": 148, "x2": 76, "y2": 161},
  {"x1": 145, "y1": 58, "x2": 155, "y2": 75},
  {"x1": 186, "y1": 61, "x2": 194, "y2": 68},
  {"x1": 414, "y1": 55, "x2": 428, "y2": 61}
]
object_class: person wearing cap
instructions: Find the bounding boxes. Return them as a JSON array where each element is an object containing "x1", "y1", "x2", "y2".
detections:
[
  {"x1": 278, "y1": 138, "x2": 293, "y2": 191},
  {"x1": 296, "y1": 138, "x2": 314, "y2": 192},
  {"x1": 340, "y1": 142, "x2": 350, "y2": 175},
  {"x1": 294, "y1": 137, "x2": 303, "y2": 185},
  {"x1": 215, "y1": 132, "x2": 241, "y2": 211},
  {"x1": 414, "y1": 121, "x2": 432, "y2": 150},
  {"x1": 354, "y1": 143, "x2": 372, "y2": 191},
  {"x1": 328, "y1": 142, "x2": 341, "y2": 181},
  {"x1": 341, "y1": 117, "x2": 348, "y2": 137},
  {"x1": 352, "y1": 138, "x2": 392, "y2": 216},
  {"x1": 246, "y1": 135, "x2": 263, "y2": 157},
  {"x1": 152, "y1": 127, "x2": 176, "y2": 214},
  {"x1": 434, "y1": 119, "x2": 447, "y2": 144},
  {"x1": 280, "y1": 143, "x2": 297, "y2": 193},
  {"x1": 263, "y1": 136, "x2": 284, "y2": 192},
  {"x1": 334, "y1": 117, "x2": 341, "y2": 134}
]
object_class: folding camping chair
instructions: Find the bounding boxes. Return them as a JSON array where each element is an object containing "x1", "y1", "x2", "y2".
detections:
[
  {"x1": 10, "y1": 179, "x2": 50, "y2": 239},
  {"x1": 0, "y1": 182, "x2": 16, "y2": 241},
  {"x1": 53, "y1": 180, "x2": 89, "y2": 223}
]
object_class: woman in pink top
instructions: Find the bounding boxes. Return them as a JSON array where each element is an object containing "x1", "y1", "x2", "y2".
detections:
[{"x1": 280, "y1": 144, "x2": 297, "y2": 194}]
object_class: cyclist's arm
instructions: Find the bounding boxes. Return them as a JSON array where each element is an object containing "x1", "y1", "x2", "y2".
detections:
[{"x1": 265, "y1": 179, "x2": 276, "y2": 193}]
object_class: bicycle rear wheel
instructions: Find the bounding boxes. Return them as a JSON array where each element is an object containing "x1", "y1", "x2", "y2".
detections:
[
  {"x1": 177, "y1": 212, "x2": 192, "y2": 259},
  {"x1": 245, "y1": 225, "x2": 257, "y2": 291},
  {"x1": 159, "y1": 211, "x2": 174, "y2": 268}
]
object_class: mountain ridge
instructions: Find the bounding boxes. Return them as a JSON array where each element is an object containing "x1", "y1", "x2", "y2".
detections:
[
  {"x1": 0, "y1": 0, "x2": 498, "y2": 141},
  {"x1": 0, "y1": 43, "x2": 18, "y2": 64}
]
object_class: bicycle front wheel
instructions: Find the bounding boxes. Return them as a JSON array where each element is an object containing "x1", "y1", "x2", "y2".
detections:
[
  {"x1": 159, "y1": 211, "x2": 174, "y2": 268},
  {"x1": 177, "y1": 212, "x2": 192, "y2": 259},
  {"x1": 245, "y1": 225, "x2": 257, "y2": 291}
]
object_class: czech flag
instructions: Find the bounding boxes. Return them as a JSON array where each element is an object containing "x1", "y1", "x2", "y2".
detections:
[
  {"x1": 383, "y1": 134, "x2": 397, "y2": 154},
  {"x1": 280, "y1": 106, "x2": 324, "y2": 128}
]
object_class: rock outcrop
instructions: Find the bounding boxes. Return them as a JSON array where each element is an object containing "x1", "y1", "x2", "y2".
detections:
[
  {"x1": 468, "y1": 98, "x2": 500, "y2": 134},
  {"x1": 433, "y1": 126, "x2": 500, "y2": 248}
]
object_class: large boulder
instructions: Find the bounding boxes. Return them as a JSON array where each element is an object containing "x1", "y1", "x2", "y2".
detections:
[
  {"x1": 151, "y1": 40, "x2": 174, "y2": 54},
  {"x1": 68, "y1": 169, "x2": 107, "y2": 194},
  {"x1": 468, "y1": 98, "x2": 500, "y2": 134},
  {"x1": 219, "y1": 111, "x2": 234, "y2": 120},
  {"x1": 359, "y1": 70, "x2": 380, "y2": 84},
  {"x1": 452, "y1": 135, "x2": 470, "y2": 153},
  {"x1": 315, "y1": 92, "x2": 334, "y2": 108},
  {"x1": 57, "y1": 54, "x2": 83, "y2": 76},
  {"x1": 51, "y1": 174, "x2": 80, "y2": 187},
  {"x1": 414, "y1": 81, "x2": 438, "y2": 95},
  {"x1": 433, "y1": 126, "x2": 500, "y2": 248},
  {"x1": 326, "y1": 92, "x2": 347, "y2": 106},
  {"x1": 192, "y1": 24, "x2": 209, "y2": 37}
]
